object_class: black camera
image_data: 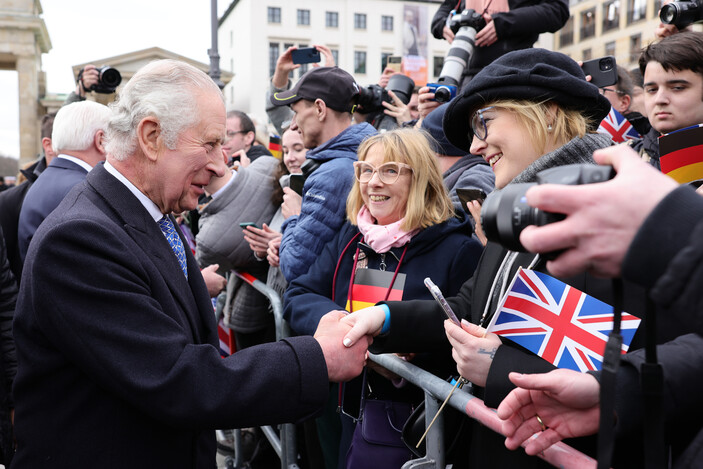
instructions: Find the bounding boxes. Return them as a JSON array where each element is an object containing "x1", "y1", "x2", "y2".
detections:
[
  {"x1": 289, "y1": 158, "x2": 321, "y2": 196},
  {"x1": 660, "y1": 0, "x2": 703, "y2": 29},
  {"x1": 426, "y1": 9, "x2": 486, "y2": 103},
  {"x1": 77, "y1": 66, "x2": 122, "y2": 94},
  {"x1": 356, "y1": 74, "x2": 415, "y2": 114},
  {"x1": 480, "y1": 164, "x2": 615, "y2": 252}
]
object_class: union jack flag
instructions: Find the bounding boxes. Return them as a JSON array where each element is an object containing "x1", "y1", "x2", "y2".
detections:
[
  {"x1": 597, "y1": 107, "x2": 641, "y2": 143},
  {"x1": 486, "y1": 269, "x2": 641, "y2": 372}
]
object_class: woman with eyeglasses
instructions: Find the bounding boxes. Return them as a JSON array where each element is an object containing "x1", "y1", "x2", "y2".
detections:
[
  {"x1": 338, "y1": 49, "x2": 656, "y2": 469},
  {"x1": 283, "y1": 128, "x2": 483, "y2": 469}
]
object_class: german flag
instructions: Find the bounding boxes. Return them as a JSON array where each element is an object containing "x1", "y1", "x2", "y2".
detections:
[
  {"x1": 269, "y1": 134, "x2": 282, "y2": 160},
  {"x1": 659, "y1": 125, "x2": 703, "y2": 184},
  {"x1": 345, "y1": 268, "x2": 406, "y2": 312}
]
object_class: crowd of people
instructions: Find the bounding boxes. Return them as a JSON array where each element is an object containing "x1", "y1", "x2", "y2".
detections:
[{"x1": 0, "y1": 1, "x2": 701, "y2": 468}]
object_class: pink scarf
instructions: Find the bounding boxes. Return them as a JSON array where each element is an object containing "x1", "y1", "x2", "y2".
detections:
[{"x1": 356, "y1": 205, "x2": 419, "y2": 253}]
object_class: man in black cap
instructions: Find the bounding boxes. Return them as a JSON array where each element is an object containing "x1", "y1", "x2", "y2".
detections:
[{"x1": 270, "y1": 67, "x2": 377, "y2": 282}]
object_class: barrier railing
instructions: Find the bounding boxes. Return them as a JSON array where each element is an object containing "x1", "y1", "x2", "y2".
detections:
[
  {"x1": 218, "y1": 271, "x2": 298, "y2": 469},
  {"x1": 220, "y1": 271, "x2": 598, "y2": 469},
  {"x1": 369, "y1": 353, "x2": 599, "y2": 469}
]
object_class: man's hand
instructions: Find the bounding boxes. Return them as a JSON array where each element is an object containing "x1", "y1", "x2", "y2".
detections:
[
  {"x1": 77, "y1": 64, "x2": 99, "y2": 98},
  {"x1": 445, "y1": 319, "x2": 501, "y2": 387},
  {"x1": 378, "y1": 67, "x2": 395, "y2": 88},
  {"x1": 313, "y1": 44, "x2": 336, "y2": 68},
  {"x1": 497, "y1": 370, "x2": 601, "y2": 455},
  {"x1": 475, "y1": 14, "x2": 498, "y2": 47},
  {"x1": 314, "y1": 311, "x2": 371, "y2": 382},
  {"x1": 382, "y1": 89, "x2": 413, "y2": 125},
  {"x1": 272, "y1": 47, "x2": 300, "y2": 89},
  {"x1": 340, "y1": 305, "x2": 387, "y2": 347},
  {"x1": 416, "y1": 86, "x2": 441, "y2": 121},
  {"x1": 281, "y1": 187, "x2": 302, "y2": 219},
  {"x1": 267, "y1": 237, "x2": 281, "y2": 267},
  {"x1": 244, "y1": 224, "x2": 281, "y2": 259},
  {"x1": 442, "y1": 25, "x2": 455, "y2": 43},
  {"x1": 520, "y1": 145, "x2": 678, "y2": 278},
  {"x1": 200, "y1": 264, "x2": 227, "y2": 297}
]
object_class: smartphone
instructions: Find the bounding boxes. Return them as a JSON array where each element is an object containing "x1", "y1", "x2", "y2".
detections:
[
  {"x1": 581, "y1": 56, "x2": 617, "y2": 88},
  {"x1": 386, "y1": 56, "x2": 402, "y2": 73},
  {"x1": 289, "y1": 174, "x2": 305, "y2": 196},
  {"x1": 239, "y1": 222, "x2": 260, "y2": 229},
  {"x1": 456, "y1": 188, "x2": 487, "y2": 213},
  {"x1": 291, "y1": 47, "x2": 321, "y2": 65}
]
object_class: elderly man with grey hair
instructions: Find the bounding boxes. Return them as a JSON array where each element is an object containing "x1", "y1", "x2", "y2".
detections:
[
  {"x1": 11, "y1": 59, "x2": 370, "y2": 468},
  {"x1": 17, "y1": 100, "x2": 110, "y2": 260}
]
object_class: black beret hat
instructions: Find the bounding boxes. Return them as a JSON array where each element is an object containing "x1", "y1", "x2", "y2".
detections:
[
  {"x1": 443, "y1": 48, "x2": 612, "y2": 151},
  {"x1": 421, "y1": 103, "x2": 467, "y2": 157}
]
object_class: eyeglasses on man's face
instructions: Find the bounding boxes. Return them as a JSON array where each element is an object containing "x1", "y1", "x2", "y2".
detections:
[
  {"x1": 353, "y1": 161, "x2": 414, "y2": 185},
  {"x1": 599, "y1": 87, "x2": 626, "y2": 96},
  {"x1": 470, "y1": 106, "x2": 495, "y2": 141}
]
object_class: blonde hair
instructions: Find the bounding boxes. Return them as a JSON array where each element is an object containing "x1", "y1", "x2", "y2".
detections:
[
  {"x1": 347, "y1": 128, "x2": 454, "y2": 231},
  {"x1": 484, "y1": 100, "x2": 588, "y2": 156}
]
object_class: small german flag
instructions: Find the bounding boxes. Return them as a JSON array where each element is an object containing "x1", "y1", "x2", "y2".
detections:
[
  {"x1": 659, "y1": 124, "x2": 703, "y2": 184},
  {"x1": 345, "y1": 268, "x2": 406, "y2": 312},
  {"x1": 269, "y1": 134, "x2": 282, "y2": 160}
]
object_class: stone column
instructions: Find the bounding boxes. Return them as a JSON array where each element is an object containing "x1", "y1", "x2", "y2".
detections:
[{"x1": 16, "y1": 54, "x2": 41, "y2": 165}]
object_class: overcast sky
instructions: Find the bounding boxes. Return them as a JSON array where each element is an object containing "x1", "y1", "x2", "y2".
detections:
[{"x1": 1, "y1": 0, "x2": 228, "y2": 159}]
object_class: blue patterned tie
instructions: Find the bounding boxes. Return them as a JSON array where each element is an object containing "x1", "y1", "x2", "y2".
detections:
[{"x1": 157, "y1": 216, "x2": 188, "y2": 279}]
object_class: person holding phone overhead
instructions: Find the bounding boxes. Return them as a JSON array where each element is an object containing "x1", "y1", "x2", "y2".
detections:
[
  {"x1": 338, "y1": 49, "x2": 668, "y2": 468},
  {"x1": 284, "y1": 128, "x2": 483, "y2": 468}
]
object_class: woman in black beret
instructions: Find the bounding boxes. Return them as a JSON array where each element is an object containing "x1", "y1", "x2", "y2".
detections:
[{"x1": 339, "y1": 48, "x2": 662, "y2": 468}]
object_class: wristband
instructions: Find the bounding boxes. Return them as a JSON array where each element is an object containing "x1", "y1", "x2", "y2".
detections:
[{"x1": 379, "y1": 304, "x2": 391, "y2": 335}]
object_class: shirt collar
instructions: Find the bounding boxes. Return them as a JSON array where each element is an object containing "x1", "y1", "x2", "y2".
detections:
[{"x1": 103, "y1": 161, "x2": 163, "y2": 223}]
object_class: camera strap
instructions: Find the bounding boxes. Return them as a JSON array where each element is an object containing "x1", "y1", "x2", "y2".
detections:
[
  {"x1": 596, "y1": 279, "x2": 623, "y2": 469},
  {"x1": 640, "y1": 296, "x2": 667, "y2": 468}
]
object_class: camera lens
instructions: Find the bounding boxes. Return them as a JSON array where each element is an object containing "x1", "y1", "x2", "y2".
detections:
[
  {"x1": 600, "y1": 58, "x2": 613, "y2": 71},
  {"x1": 434, "y1": 86, "x2": 452, "y2": 103},
  {"x1": 100, "y1": 67, "x2": 122, "y2": 89}
]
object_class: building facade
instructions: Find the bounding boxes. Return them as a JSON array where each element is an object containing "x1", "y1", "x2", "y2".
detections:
[{"x1": 218, "y1": 0, "x2": 454, "y2": 126}]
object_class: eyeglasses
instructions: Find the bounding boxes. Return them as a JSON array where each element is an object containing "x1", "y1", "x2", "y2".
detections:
[
  {"x1": 226, "y1": 130, "x2": 249, "y2": 138},
  {"x1": 599, "y1": 87, "x2": 626, "y2": 96},
  {"x1": 353, "y1": 161, "x2": 413, "y2": 184},
  {"x1": 470, "y1": 106, "x2": 495, "y2": 141}
]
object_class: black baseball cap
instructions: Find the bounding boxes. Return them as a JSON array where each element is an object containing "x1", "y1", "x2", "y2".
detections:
[{"x1": 270, "y1": 66, "x2": 360, "y2": 113}]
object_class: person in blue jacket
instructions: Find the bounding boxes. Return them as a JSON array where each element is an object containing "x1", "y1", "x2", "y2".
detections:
[
  {"x1": 284, "y1": 128, "x2": 483, "y2": 468},
  {"x1": 270, "y1": 66, "x2": 377, "y2": 282}
]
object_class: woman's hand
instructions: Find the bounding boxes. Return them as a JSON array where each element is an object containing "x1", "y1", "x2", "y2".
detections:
[
  {"x1": 267, "y1": 237, "x2": 281, "y2": 267},
  {"x1": 341, "y1": 306, "x2": 387, "y2": 347},
  {"x1": 282, "y1": 187, "x2": 303, "y2": 219},
  {"x1": 382, "y1": 90, "x2": 413, "y2": 125},
  {"x1": 467, "y1": 200, "x2": 487, "y2": 246},
  {"x1": 445, "y1": 319, "x2": 501, "y2": 387},
  {"x1": 243, "y1": 224, "x2": 281, "y2": 259}
]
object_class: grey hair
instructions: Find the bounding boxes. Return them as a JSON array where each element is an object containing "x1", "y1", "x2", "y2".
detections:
[
  {"x1": 106, "y1": 59, "x2": 223, "y2": 161},
  {"x1": 52, "y1": 101, "x2": 111, "y2": 153}
]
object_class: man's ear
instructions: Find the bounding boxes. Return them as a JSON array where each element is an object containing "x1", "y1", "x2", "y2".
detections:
[
  {"x1": 314, "y1": 98, "x2": 327, "y2": 121},
  {"x1": 137, "y1": 117, "x2": 161, "y2": 162},
  {"x1": 618, "y1": 94, "x2": 632, "y2": 114},
  {"x1": 94, "y1": 130, "x2": 107, "y2": 156},
  {"x1": 244, "y1": 130, "x2": 256, "y2": 147}
]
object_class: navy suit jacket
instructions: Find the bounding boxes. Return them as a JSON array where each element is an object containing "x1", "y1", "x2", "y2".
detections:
[
  {"x1": 17, "y1": 157, "x2": 89, "y2": 261},
  {"x1": 12, "y1": 163, "x2": 329, "y2": 468}
]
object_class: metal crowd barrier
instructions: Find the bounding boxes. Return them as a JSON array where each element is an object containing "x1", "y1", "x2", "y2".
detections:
[
  {"x1": 219, "y1": 271, "x2": 598, "y2": 469},
  {"x1": 217, "y1": 271, "x2": 298, "y2": 469}
]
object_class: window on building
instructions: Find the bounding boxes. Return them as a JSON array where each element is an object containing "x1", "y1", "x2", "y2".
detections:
[
  {"x1": 331, "y1": 49, "x2": 339, "y2": 66},
  {"x1": 628, "y1": 0, "x2": 647, "y2": 23},
  {"x1": 269, "y1": 42, "x2": 280, "y2": 77},
  {"x1": 229, "y1": 31, "x2": 233, "y2": 48},
  {"x1": 230, "y1": 58, "x2": 234, "y2": 73},
  {"x1": 605, "y1": 41, "x2": 616, "y2": 58},
  {"x1": 629, "y1": 33, "x2": 642, "y2": 62},
  {"x1": 326, "y1": 11, "x2": 339, "y2": 28},
  {"x1": 580, "y1": 8, "x2": 596, "y2": 39},
  {"x1": 602, "y1": 0, "x2": 620, "y2": 32},
  {"x1": 354, "y1": 13, "x2": 367, "y2": 30},
  {"x1": 354, "y1": 51, "x2": 367, "y2": 74},
  {"x1": 297, "y1": 9, "x2": 310, "y2": 26},
  {"x1": 433, "y1": 56, "x2": 444, "y2": 78},
  {"x1": 582, "y1": 48, "x2": 592, "y2": 61},
  {"x1": 382, "y1": 15, "x2": 394, "y2": 31},
  {"x1": 268, "y1": 7, "x2": 281, "y2": 24},
  {"x1": 559, "y1": 16, "x2": 574, "y2": 47}
]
